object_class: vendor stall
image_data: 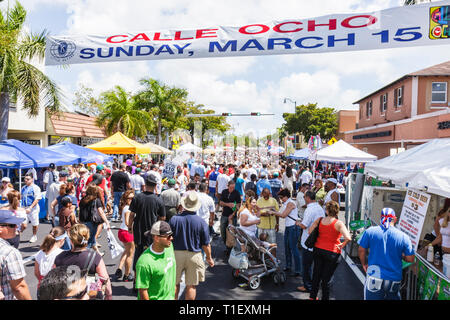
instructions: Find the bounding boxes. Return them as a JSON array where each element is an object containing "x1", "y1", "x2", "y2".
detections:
[
  {"x1": 344, "y1": 138, "x2": 450, "y2": 300},
  {"x1": 142, "y1": 142, "x2": 173, "y2": 155},
  {"x1": 85, "y1": 132, "x2": 151, "y2": 154}
]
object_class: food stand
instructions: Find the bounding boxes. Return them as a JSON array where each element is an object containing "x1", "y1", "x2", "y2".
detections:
[{"x1": 344, "y1": 138, "x2": 450, "y2": 300}]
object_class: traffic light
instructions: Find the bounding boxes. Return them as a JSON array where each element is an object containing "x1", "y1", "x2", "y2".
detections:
[
  {"x1": 250, "y1": 112, "x2": 261, "y2": 116},
  {"x1": 222, "y1": 113, "x2": 232, "y2": 116}
]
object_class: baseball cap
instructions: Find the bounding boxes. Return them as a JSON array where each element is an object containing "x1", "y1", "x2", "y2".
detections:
[
  {"x1": 96, "y1": 164, "x2": 104, "y2": 171},
  {"x1": 144, "y1": 221, "x2": 173, "y2": 238},
  {"x1": 168, "y1": 178, "x2": 176, "y2": 186},
  {"x1": 1, "y1": 177, "x2": 10, "y2": 183},
  {"x1": 0, "y1": 209, "x2": 26, "y2": 225},
  {"x1": 273, "y1": 172, "x2": 279, "y2": 177},
  {"x1": 327, "y1": 178, "x2": 338, "y2": 185},
  {"x1": 79, "y1": 168, "x2": 88, "y2": 173},
  {"x1": 59, "y1": 170, "x2": 69, "y2": 177},
  {"x1": 92, "y1": 173, "x2": 103, "y2": 185},
  {"x1": 49, "y1": 163, "x2": 55, "y2": 169}
]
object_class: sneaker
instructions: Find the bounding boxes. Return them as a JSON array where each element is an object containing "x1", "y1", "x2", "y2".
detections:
[
  {"x1": 123, "y1": 274, "x2": 134, "y2": 282},
  {"x1": 29, "y1": 235, "x2": 37, "y2": 243},
  {"x1": 114, "y1": 269, "x2": 123, "y2": 280}
]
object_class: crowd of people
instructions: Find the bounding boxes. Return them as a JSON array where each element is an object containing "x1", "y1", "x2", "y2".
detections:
[{"x1": 1, "y1": 152, "x2": 443, "y2": 301}]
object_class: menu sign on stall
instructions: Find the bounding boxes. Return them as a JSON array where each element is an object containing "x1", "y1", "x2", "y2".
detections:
[{"x1": 398, "y1": 188, "x2": 431, "y2": 252}]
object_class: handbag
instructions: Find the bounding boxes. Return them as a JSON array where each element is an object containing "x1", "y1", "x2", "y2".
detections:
[
  {"x1": 84, "y1": 249, "x2": 107, "y2": 300},
  {"x1": 304, "y1": 218, "x2": 322, "y2": 249}
]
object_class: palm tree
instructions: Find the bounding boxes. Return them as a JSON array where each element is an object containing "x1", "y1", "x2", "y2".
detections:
[
  {"x1": 136, "y1": 78, "x2": 188, "y2": 145},
  {"x1": 0, "y1": 1, "x2": 61, "y2": 140},
  {"x1": 96, "y1": 85, "x2": 153, "y2": 138}
]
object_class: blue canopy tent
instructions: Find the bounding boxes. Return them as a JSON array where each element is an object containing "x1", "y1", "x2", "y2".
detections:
[
  {"x1": 0, "y1": 139, "x2": 79, "y2": 169},
  {"x1": 286, "y1": 147, "x2": 311, "y2": 160},
  {"x1": 46, "y1": 141, "x2": 113, "y2": 164}
]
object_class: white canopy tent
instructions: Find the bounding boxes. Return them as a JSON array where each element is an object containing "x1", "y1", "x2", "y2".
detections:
[
  {"x1": 176, "y1": 142, "x2": 202, "y2": 153},
  {"x1": 365, "y1": 138, "x2": 450, "y2": 198},
  {"x1": 312, "y1": 140, "x2": 377, "y2": 163}
]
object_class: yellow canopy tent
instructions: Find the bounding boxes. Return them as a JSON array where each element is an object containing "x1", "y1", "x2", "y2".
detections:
[
  {"x1": 85, "y1": 132, "x2": 151, "y2": 154},
  {"x1": 143, "y1": 142, "x2": 173, "y2": 155}
]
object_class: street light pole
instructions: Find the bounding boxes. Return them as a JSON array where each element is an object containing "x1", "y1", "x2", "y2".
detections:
[{"x1": 283, "y1": 97, "x2": 297, "y2": 113}]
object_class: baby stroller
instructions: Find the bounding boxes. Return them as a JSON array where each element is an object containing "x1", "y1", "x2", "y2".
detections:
[{"x1": 227, "y1": 225, "x2": 286, "y2": 290}]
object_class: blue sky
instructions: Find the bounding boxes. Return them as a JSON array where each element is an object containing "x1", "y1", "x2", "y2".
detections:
[{"x1": 4, "y1": 0, "x2": 450, "y2": 136}]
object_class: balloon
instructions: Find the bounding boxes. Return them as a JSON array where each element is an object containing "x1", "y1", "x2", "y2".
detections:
[
  {"x1": 131, "y1": 166, "x2": 136, "y2": 174},
  {"x1": 126, "y1": 159, "x2": 132, "y2": 166},
  {"x1": 95, "y1": 156, "x2": 103, "y2": 165}
]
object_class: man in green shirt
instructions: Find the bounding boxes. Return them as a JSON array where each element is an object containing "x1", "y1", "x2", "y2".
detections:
[{"x1": 135, "y1": 221, "x2": 176, "y2": 300}]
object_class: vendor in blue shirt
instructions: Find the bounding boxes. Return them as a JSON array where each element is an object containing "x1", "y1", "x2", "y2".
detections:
[
  {"x1": 358, "y1": 208, "x2": 415, "y2": 300},
  {"x1": 169, "y1": 191, "x2": 214, "y2": 300},
  {"x1": 269, "y1": 172, "x2": 283, "y2": 199}
]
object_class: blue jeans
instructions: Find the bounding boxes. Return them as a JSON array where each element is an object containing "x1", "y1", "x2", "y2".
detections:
[
  {"x1": 113, "y1": 191, "x2": 124, "y2": 220},
  {"x1": 284, "y1": 225, "x2": 302, "y2": 274},
  {"x1": 302, "y1": 248, "x2": 314, "y2": 290},
  {"x1": 364, "y1": 276, "x2": 401, "y2": 300},
  {"x1": 84, "y1": 221, "x2": 98, "y2": 248}
]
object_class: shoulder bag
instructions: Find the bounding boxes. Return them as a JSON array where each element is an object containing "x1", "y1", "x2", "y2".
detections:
[
  {"x1": 304, "y1": 218, "x2": 323, "y2": 249},
  {"x1": 91, "y1": 199, "x2": 103, "y2": 224}
]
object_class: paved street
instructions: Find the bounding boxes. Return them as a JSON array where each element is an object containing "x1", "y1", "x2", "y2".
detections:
[{"x1": 19, "y1": 212, "x2": 363, "y2": 300}]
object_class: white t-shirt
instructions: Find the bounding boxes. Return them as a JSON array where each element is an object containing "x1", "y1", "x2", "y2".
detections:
[
  {"x1": 439, "y1": 218, "x2": 450, "y2": 248},
  {"x1": 296, "y1": 191, "x2": 306, "y2": 221},
  {"x1": 196, "y1": 192, "x2": 215, "y2": 226},
  {"x1": 120, "y1": 205, "x2": 130, "y2": 231},
  {"x1": 300, "y1": 202, "x2": 325, "y2": 251},
  {"x1": 323, "y1": 188, "x2": 340, "y2": 209},
  {"x1": 130, "y1": 174, "x2": 145, "y2": 191},
  {"x1": 35, "y1": 247, "x2": 64, "y2": 277},
  {"x1": 281, "y1": 198, "x2": 298, "y2": 228},
  {"x1": 216, "y1": 173, "x2": 230, "y2": 194},
  {"x1": 239, "y1": 208, "x2": 259, "y2": 237},
  {"x1": 300, "y1": 170, "x2": 313, "y2": 185},
  {"x1": 282, "y1": 173, "x2": 294, "y2": 192}
]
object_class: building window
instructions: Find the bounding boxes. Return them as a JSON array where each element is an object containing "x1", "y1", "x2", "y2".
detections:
[
  {"x1": 380, "y1": 93, "x2": 388, "y2": 113},
  {"x1": 394, "y1": 86, "x2": 403, "y2": 108},
  {"x1": 366, "y1": 100, "x2": 372, "y2": 119},
  {"x1": 431, "y1": 82, "x2": 447, "y2": 103}
]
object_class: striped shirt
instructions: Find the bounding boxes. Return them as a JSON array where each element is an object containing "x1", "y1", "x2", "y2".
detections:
[{"x1": 0, "y1": 238, "x2": 26, "y2": 300}]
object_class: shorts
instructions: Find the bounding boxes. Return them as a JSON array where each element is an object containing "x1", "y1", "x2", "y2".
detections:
[
  {"x1": 257, "y1": 228, "x2": 277, "y2": 244},
  {"x1": 174, "y1": 250, "x2": 205, "y2": 286},
  {"x1": 118, "y1": 229, "x2": 134, "y2": 243},
  {"x1": 27, "y1": 206, "x2": 40, "y2": 227}
]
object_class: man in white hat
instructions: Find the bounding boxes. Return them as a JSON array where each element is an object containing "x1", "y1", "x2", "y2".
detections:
[
  {"x1": 169, "y1": 191, "x2": 214, "y2": 300},
  {"x1": 0, "y1": 210, "x2": 32, "y2": 300},
  {"x1": 322, "y1": 178, "x2": 340, "y2": 210}
]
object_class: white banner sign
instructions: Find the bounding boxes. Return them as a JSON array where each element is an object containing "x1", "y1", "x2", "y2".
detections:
[
  {"x1": 45, "y1": 2, "x2": 450, "y2": 65},
  {"x1": 398, "y1": 188, "x2": 431, "y2": 252}
]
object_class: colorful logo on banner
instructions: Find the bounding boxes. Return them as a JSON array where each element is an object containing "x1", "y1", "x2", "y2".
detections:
[
  {"x1": 49, "y1": 40, "x2": 77, "y2": 63},
  {"x1": 429, "y1": 6, "x2": 450, "y2": 39}
]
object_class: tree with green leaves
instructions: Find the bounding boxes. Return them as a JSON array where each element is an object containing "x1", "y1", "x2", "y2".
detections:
[
  {"x1": 282, "y1": 103, "x2": 338, "y2": 143},
  {"x1": 135, "y1": 78, "x2": 188, "y2": 145},
  {"x1": 72, "y1": 84, "x2": 101, "y2": 116},
  {"x1": 0, "y1": 1, "x2": 61, "y2": 140},
  {"x1": 96, "y1": 85, "x2": 152, "y2": 138}
]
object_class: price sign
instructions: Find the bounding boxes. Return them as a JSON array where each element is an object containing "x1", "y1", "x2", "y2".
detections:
[{"x1": 398, "y1": 188, "x2": 431, "y2": 252}]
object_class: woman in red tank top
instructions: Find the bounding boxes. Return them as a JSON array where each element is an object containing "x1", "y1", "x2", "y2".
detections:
[{"x1": 307, "y1": 201, "x2": 351, "y2": 300}]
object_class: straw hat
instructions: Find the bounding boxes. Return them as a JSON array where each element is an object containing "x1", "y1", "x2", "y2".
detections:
[{"x1": 180, "y1": 191, "x2": 201, "y2": 212}]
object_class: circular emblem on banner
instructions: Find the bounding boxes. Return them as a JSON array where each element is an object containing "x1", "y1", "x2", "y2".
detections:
[{"x1": 50, "y1": 40, "x2": 76, "y2": 62}]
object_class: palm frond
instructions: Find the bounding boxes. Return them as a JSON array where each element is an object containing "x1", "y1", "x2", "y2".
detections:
[{"x1": 18, "y1": 29, "x2": 47, "y2": 62}]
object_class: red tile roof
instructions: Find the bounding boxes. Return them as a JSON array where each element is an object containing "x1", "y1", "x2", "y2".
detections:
[{"x1": 50, "y1": 112, "x2": 106, "y2": 138}]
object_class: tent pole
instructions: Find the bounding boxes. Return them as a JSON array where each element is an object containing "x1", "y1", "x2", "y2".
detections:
[{"x1": 19, "y1": 169, "x2": 22, "y2": 191}]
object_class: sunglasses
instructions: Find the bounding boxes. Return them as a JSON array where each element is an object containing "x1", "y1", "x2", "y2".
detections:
[
  {"x1": 62, "y1": 285, "x2": 88, "y2": 300},
  {"x1": 158, "y1": 234, "x2": 173, "y2": 239},
  {"x1": 0, "y1": 223, "x2": 17, "y2": 228}
]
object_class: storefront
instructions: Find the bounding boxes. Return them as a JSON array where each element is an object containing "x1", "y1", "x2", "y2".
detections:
[{"x1": 46, "y1": 111, "x2": 106, "y2": 146}]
